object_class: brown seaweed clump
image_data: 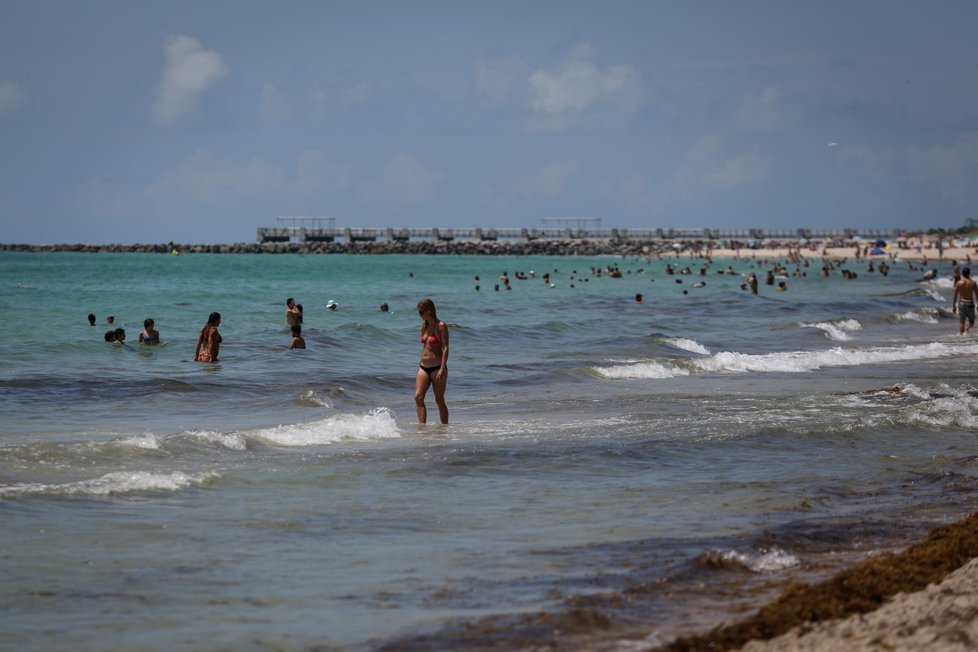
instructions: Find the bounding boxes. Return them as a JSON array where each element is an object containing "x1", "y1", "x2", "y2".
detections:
[{"x1": 658, "y1": 512, "x2": 978, "y2": 652}]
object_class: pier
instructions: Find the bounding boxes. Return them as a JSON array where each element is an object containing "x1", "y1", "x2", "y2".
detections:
[{"x1": 257, "y1": 217, "x2": 897, "y2": 244}]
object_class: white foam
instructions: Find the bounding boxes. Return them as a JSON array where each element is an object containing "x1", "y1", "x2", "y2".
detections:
[
  {"x1": 740, "y1": 548, "x2": 800, "y2": 572},
  {"x1": 695, "y1": 341, "x2": 978, "y2": 374},
  {"x1": 252, "y1": 407, "x2": 401, "y2": 446},
  {"x1": 897, "y1": 309, "x2": 938, "y2": 324},
  {"x1": 899, "y1": 383, "x2": 933, "y2": 400},
  {"x1": 116, "y1": 434, "x2": 162, "y2": 450},
  {"x1": 297, "y1": 390, "x2": 333, "y2": 408},
  {"x1": 901, "y1": 385, "x2": 978, "y2": 430},
  {"x1": 664, "y1": 337, "x2": 711, "y2": 355},
  {"x1": 922, "y1": 286, "x2": 945, "y2": 302},
  {"x1": 189, "y1": 429, "x2": 248, "y2": 451},
  {"x1": 932, "y1": 277, "x2": 954, "y2": 289},
  {"x1": 601, "y1": 342, "x2": 978, "y2": 381},
  {"x1": 800, "y1": 319, "x2": 862, "y2": 342},
  {"x1": 0, "y1": 471, "x2": 219, "y2": 498},
  {"x1": 594, "y1": 361, "x2": 689, "y2": 379},
  {"x1": 710, "y1": 547, "x2": 800, "y2": 573}
]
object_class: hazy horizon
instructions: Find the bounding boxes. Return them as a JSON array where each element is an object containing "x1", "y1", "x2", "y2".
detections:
[{"x1": 2, "y1": 1, "x2": 977, "y2": 245}]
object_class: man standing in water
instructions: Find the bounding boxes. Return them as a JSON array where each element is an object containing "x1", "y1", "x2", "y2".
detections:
[{"x1": 952, "y1": 267, "x2": 978, "y2": 335}]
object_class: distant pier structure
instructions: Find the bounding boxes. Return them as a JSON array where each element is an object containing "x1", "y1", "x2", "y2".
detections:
[
  {"x1": 257, "y1": 217, "x2": 896, "y2": 244},
  {"x1": 257, "y1": 217, "x2": 337, "y2": 243}
]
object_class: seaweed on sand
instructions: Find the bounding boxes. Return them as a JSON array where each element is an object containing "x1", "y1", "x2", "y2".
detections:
[{"x1": 659, "y1": 512, "x2": 978, "y2": 651}]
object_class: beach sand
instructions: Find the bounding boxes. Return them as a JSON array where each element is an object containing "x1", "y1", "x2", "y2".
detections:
[
  {"x1": 739, "y1": 558, "x2": 978, "y2": 651},
  {"x1": 658, "y1": 513, "x2": 978, "y2": 652},
  {"x1": 701, "y1": 246, "x2": 976, "y2": 265}
]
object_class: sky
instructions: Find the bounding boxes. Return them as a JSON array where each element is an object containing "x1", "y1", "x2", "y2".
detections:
[{"x1": 1, "y1": 0, "x2": 977, "y2": 244}]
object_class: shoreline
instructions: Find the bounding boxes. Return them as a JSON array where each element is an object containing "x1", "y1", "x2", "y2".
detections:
[
  {"x1": 0, "y1": 241, "x2": 972, "y2": 263},
  {"x1": 655, "y1": 512, "x2": 978, "y2": 652}
]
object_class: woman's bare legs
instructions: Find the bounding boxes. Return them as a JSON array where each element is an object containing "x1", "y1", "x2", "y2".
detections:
[
  {"x1": 431, "y1": 370, "x2": 448, "y2": 424},
  {"x1": 415, "y1": 368, "x2": 431, "y2": 423}
]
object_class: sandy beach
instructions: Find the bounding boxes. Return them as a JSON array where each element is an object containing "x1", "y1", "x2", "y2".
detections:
[
  {"x1": 740, "y1": 557, "x2": 978, "y2": 651},
  {"x1": 657, "y1": 513, "x2": 978, "y2": 652},
  {"x1": 700, "y1": 245, "x2": 977, "y2": 265}
]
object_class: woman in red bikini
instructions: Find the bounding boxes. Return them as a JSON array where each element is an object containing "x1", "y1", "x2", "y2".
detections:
[
  {"x1": 194, "y1": 312, "x2": 222, "y2": 363},
  {"x1": 415, "y1": 298, "x2": 449, "y2": 424}
]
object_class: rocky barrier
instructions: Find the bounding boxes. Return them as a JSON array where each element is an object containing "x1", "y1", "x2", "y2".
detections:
[{"x1": 0, "y1": 239, "x2": 715, "y2": 256}]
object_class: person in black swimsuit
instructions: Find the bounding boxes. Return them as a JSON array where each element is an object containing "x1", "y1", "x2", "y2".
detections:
[{"x1": 415, "y1": 298, "x2": 449, "y2": 424}]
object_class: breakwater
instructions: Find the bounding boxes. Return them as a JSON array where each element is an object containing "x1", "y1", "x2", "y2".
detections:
[{"x1": 0, "y1": 239, "x2": 838, "y2": 256}]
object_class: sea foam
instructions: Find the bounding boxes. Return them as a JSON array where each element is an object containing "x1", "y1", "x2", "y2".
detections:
[
  {"x1": 663, "y1": 337, "x2": 711, "y2": 355},
  {"x1": 800, "y1": 319, "x2": 862, "y2": 342},
  {"x1": 0, "y1": 470, "x2": 219, "y2": 498},
  {"x1": 598, "y1": 341, "x2": 978, "y2": 379},
  {"x1": 922, "y1": 285, "x2": 946, "y2": 302},
  {"x1": 595, "y1": 361, "x2": 689, "y2": 379},
  {"x1": 699, "y1": 547, "x2": 800, "y2": 573},
  {"x1": 902, "y1": 385, "x2": 978, "y2": 430},
  {"x1": 116, "y1": 434, "x2": 162, "y2": 450},
  {"x1": 188, "y1": 429, "x2": 249, "y2": 451},
  {"x1": 251, "y1": 407, "x2": 400, "y2": 446},
  {"x1": 695, "y1": 342, "x2": 974, "y2": 374},
  {"x1": 896, "y1": 309, "x2": 938, "y2": 324}
]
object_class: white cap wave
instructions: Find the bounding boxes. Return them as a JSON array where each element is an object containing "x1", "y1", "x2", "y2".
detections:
[
  {"x1": 800, "y1": 319, "x2": 862, "y2": 342},
  {"x1": 596, "y1": 341, "x2": 978, "y2": 378},
  {"x1": 0, "y1": 470, "x2": 219, "y2": 498},
  {"x1": 252, "y1": 407, "x2": 400, "y2": 446}
]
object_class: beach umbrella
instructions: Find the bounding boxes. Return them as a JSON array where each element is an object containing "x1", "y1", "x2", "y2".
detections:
[
  {"x1": 869, "y1": 247, "x2": 886, "y2": 255},
  {"x1": 875, "y1": 239, "x2": 886, "y2": 247}
]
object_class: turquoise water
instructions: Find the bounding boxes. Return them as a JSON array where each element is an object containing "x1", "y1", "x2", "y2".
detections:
[{"x1": 1, "y1": 251, "x2": 976, "y2": 650}]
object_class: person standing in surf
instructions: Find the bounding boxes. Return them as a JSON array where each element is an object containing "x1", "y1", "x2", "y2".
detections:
[
  {"x1": 415, "y1": 298, "x2": 449, "y2": 424},
  {"x1": 953, "y1": 267, "x2": 978, "y2": 335},
  {"x1": 194, "y1": 312, "x2": 222, "y2": 362}
]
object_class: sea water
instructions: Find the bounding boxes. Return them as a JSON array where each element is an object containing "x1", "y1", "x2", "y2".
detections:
[{"x1": 1, "y1": 251, "x2": 976, "y2": 650}]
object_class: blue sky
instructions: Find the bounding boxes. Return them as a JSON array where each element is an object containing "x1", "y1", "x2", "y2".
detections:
[{"x1": 1, "y1": 0, "x2": 976, "y2": 244}]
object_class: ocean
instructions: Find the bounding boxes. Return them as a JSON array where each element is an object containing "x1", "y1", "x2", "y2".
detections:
[{"x1": 1, "y1": 250, "x2": 975, "y2": 651}]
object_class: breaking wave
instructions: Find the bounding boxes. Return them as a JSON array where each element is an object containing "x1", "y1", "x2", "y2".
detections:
[
  {"x1": 800, "y1": 319, "x2": 862, "y2": 341},
  {"x1": 595, "y1": 341, "x2": 978, "y2": 379},
  {"x1": 251, "y1": 407, "x2": 400, "y2": 446},
  {"x1": 0, "y1": 470, "x2": 220, "y2": 498}
]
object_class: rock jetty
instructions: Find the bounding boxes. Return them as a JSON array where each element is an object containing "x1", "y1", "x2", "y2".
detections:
[
  {"x1": 0, "y1": 239, "x2": 717, "y2": 256},
  {"x1": 0, "y1": 238, "x2": 798, "y2": 256}
]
